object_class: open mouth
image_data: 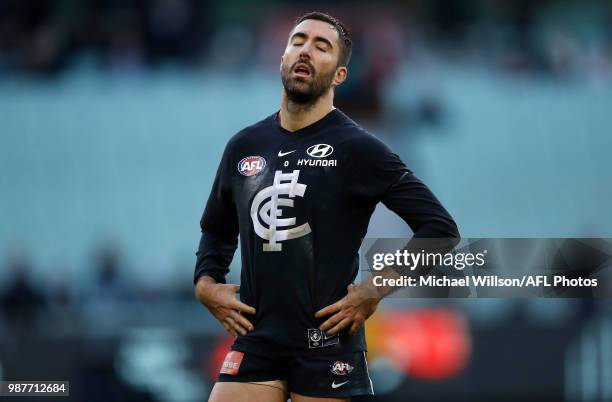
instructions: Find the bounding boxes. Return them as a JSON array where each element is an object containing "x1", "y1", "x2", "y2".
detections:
[{"x1": 293, "y1": 63, "x2": 312, "y2": 77}]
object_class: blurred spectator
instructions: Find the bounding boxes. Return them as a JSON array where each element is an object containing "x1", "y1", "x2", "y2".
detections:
[
  {"x1": 89, "y1": 244, "x2": 130, "y2": 302},
  {"x1": 0, "y1": 0, "x2": 609, "y2": 79},
  {"x1": 0, "y1": 252, "x2": 45, "y2": 334}
]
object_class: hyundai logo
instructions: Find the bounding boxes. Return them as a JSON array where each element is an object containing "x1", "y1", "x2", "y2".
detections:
[{"x1": 306, "y1": 144, "x2": 334, "y2": 158}]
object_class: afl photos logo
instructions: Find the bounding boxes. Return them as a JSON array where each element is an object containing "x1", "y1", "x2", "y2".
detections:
[
  {"x1": 238, "y1": 156, "x2": 266, "y2": 176},
  {"x1": 250, "y1": 170, "x2": 311, "y2": 251}
]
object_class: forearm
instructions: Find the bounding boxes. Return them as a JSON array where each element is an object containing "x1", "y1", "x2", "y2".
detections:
[
  {"x1": 365, "y1": 170, "x2": 459, "y2": 299},
  {"x1": 382, "y1": 171, "x2": 459, "y2": 239},
  {"x1": 194, "y1": 230, "x2": 238, "y2": 285},
  {"x1": 194, "y1": 274, "x2": 218, "y2": 303},
  {"x1": 195, "y1": 274, "x2": 217, "y2": 289},
  {"x1": 360, "y1": 266, "x2": 402, "y2": 301}
]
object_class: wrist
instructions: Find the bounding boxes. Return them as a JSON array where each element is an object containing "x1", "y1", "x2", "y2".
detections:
[
  {"x1": 360, "y1": 279, "x2": 385, "y2": 303},
  {"x1": 195, "y1": 275, "x2": 219, "y2": 302}
]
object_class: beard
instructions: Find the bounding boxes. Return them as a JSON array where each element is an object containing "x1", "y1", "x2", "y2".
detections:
[{"x1": 281, "y1": 60, "x2": 336, "y2": 105}]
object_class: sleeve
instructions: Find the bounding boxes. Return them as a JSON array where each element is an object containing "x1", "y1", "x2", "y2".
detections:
[
  {"x1": 382, "y1": 172, "x2": 461, "y2": 276},
  {"x1": 349, "y1": 131, "x2": 460, "y2": 239},
  {"x1": 346, "y1": 131, "x2": 410, "y2": 201},
  {"x1": 381, "y1": 171, "x2": 460, "y2": 239},
  {"x1": 352, "y1": 133, "x2": 460, "y2": 278},
  {"x1": 194, "y1": 140, "x2": 240, "y2": 285}
]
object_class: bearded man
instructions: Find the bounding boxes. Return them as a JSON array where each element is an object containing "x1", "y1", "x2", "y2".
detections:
[{"x1": 194, "y1": 11, "x2": 459, "y2": 402}]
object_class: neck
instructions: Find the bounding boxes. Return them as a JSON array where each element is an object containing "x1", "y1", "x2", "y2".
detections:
[{"x1": 278, "y1": 90, "x2": 335, "y2": 132}]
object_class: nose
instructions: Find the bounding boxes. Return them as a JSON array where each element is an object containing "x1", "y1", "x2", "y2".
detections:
[
  {"x1": 298, "y1": 41, "x2": 314, "y2": 59},
  {"x1": 298, "y1": 53, "x2": 311, "y2": 64}
]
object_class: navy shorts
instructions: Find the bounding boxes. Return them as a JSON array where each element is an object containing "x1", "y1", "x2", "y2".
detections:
[{"x1": 217, "y1": 348, "x2": 374, "y2": 398}]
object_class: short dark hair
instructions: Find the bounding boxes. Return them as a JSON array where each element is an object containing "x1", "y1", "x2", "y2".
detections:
[{"x1": 295, "y1": 12, "x2": 352, "y2": 67}]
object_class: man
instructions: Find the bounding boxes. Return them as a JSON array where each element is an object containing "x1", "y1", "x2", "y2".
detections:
[{"x1": 194, "y1": 12, "x2": 459, "y2": 402}]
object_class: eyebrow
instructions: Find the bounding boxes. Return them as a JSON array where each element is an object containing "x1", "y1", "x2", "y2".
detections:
[{"x1": 290, "y1": 31, "x2": 334, "y2": 49}]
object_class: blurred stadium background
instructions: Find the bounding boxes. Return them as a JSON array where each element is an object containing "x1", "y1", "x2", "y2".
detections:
[{"x1": 1, "y1": 0, "x2": 611, "y2": 401}]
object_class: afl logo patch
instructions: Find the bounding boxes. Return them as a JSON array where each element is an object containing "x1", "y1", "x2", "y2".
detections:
[
  {"x1": 238, "y1": 156, "x2": 266, "y2": 176},
  {"x1": 330, "y1": 360, "x2": 354, "y2": 376}
]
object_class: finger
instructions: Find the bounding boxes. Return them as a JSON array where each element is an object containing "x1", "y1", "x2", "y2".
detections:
[
  {"x1": 222, "y1": 322, "x2": 231, "y2": 333},
  {"x1": 315, "y1": 300, "x2": 343, "y2": 318},
  {"x1": 230, "y1": 310, "x2": 254, "y2": 332},
  {"x1": 227, "y1": 317, "x2": 247, "y2": 336},
  {"x1": 222, "y1": 322, "x2": 237, "y2": 337},
  {"x1": 232, "y1": 299, "x2": 256, "y2": 315},
  {"x1": 349, "y1": 319, "x2": 363, "y2": 335},
  {"x1": 225, "y1": 316, "x2": 247, "y2": 336},
  {"x1": 231, "y1": 284, "x2": 240, "y2": 293},
  {"x1": 327, "y1": 317, "x2": 352, "y2": 335},
  {"x1": 319, "y1": 312, "x2": 344, "y2": 331}
]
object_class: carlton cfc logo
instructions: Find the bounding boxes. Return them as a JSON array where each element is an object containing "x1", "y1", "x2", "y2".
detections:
[
  {"x1": 250, "y1": 170, "x2": 311, "y2": 251},
  {"x1": 238, "y1": 156, "x2": 266, "y2": 176}
]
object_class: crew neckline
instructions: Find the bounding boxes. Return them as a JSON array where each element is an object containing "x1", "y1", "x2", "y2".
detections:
[{"x1": 273, "y1": 108, "x2": 343, "y2": 136}]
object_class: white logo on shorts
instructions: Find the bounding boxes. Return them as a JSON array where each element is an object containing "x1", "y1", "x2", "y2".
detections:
[{"x1": 331, "y1": 380, "x2": 349, "y2": 389}]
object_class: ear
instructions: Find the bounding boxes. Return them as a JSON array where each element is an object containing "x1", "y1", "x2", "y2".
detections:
[
  {"x1": 280, "y1": 55, "x2": 284, "y2": 73},
  {"x1": 332, "y1": 66, "x2": 348, "y2": 87}
]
